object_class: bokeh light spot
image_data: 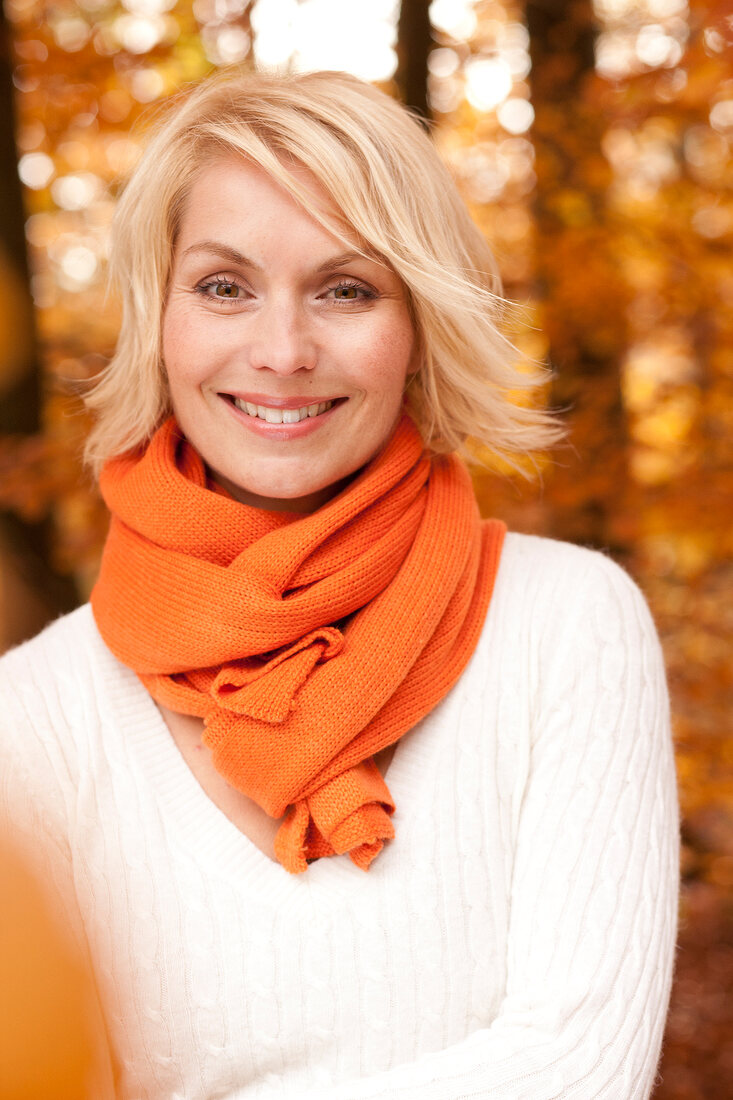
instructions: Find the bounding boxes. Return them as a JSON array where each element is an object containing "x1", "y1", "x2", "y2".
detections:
[
  {"x1": 428, "y1": 47, "x2": 460, "y2": 78},
  {"x1": 18, "y1": 152, "x2": 54, "y2": 189},
  {"x1": 127, "y1": 68, "x2": 166, "y2": 102},
  {"x1": 114, "y1": 14, "x2": 164, "y2": 53},
  {"x1": 497, "y1": 98, "x2": 534, "y2": 135},
  {"x1": 465, "y1": 57, "x2": 513, "y2": 112},
  {"x1": 52, "y1": 17, "x2": 91, "y2": 52},
  {"x1": 429, "y1": 0, "x2": 477, "y2": 40},
  {"x1": 51, "y1": 173, "x2": 101, "y2": 211},
  {"x1": 709, "y1": 100, "x2": 733, "y2": 133},
  {"x1": 58, "y1": 244, "x2": 99, "y2": 289}
]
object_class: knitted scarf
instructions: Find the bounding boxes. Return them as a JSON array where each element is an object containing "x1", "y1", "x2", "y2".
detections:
[{"x1": 91, "y1": 416, "x2": 505, "y2": 873}]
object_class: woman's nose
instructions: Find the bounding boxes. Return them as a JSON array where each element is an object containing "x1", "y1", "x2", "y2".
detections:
[{"x1": 247, "y1": 299, "x2": 317, "y2": 375}]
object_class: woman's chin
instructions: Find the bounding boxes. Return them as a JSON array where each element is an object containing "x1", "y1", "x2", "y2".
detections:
[{"x1": 210, "y1": 469, "x2": 352, "y2": 514}]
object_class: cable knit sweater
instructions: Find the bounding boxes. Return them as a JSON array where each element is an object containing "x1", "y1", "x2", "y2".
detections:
[{"x1": 0, "y1": 533, "x2": 679, "y2": 1100}]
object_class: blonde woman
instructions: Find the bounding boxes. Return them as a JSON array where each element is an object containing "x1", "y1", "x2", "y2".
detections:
[{"x1": 0, "y1": 71, "x2": 678, "y2": 1098}]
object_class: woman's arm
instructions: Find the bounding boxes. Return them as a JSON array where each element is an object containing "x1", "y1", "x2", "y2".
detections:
[{"x1": 298, "y1": 551, "x2": 680, "y2": 1099}]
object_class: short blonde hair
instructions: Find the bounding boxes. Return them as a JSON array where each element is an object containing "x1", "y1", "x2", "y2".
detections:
[{"x1": 84, "y1": 68, "x2": 562, "y2": 472}]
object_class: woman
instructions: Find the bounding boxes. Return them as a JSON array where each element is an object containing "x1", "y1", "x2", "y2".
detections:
[{"x1": 0, "y1": 70, "x2": 678, "y2": 1098}]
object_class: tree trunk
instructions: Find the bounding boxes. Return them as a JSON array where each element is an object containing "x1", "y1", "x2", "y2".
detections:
[
  {"x1": 0, "y1": 7, "x2": 78, "y2": 649},
  {"x1": 0, "y1": 2, "x2": 39, "y2": 433},
  {"x1": 526, "y1": 0, "x2": 630, "y2": 553},
  {"x1": 396, "y1": 0, "x2": 433, "y2": 122}
]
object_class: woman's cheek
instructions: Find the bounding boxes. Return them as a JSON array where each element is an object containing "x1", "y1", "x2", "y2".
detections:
[{"x1": 163, "y1": 304, "x2": 214, "y2": 381}]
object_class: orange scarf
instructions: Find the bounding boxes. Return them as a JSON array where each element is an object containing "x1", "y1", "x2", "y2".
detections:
[{"x1": 91, "y1": 416, "x2": 505, "y2": 873}]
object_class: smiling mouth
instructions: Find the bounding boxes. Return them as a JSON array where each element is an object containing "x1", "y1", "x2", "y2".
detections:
[{"x1": 224, "y1": 396, "x2": 345, "y2": 424}]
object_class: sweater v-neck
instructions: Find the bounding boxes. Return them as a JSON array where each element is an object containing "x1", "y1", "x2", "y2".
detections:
[{"x1": 98, "y1": 618, "x2": 449, "y2": 910}]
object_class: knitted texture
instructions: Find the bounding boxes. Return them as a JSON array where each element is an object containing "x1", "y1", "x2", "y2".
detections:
[{"x1": 91, "y1": 416, "x2": 506, "y2": 873}]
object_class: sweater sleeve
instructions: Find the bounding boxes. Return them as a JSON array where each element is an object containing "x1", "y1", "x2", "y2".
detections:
[{"x1": 297, "y1": 551, "x2": 680, "y2": 1100}]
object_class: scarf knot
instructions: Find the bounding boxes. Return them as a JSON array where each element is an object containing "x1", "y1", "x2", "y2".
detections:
[{"x1": 211, "y1": 627, "x2": 344, "y2": 723}]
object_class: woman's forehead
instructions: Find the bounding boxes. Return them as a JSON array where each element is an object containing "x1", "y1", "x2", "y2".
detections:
[{"x1": 173, "y1": 154, "x2": 392, "y2": 272}]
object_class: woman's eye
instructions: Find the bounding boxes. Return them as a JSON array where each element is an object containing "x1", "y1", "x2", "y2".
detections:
[
  {"x1": 214, "y1": 282, "x2": 240, "y2": 298},
  {"x1": 195, "y1": 276, "x2": 247, "y2": 302},
  {"x1": 326, "y1": 281, "x2": 375, "y2": 303}
]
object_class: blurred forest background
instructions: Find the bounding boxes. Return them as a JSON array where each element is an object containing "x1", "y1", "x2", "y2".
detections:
[{"x1": 0, "y1": 0, "x2": 730, "y2": 1094}]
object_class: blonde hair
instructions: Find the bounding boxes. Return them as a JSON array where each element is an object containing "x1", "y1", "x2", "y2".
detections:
[{"x1": 84, "y1": 68, "x2": 562, "y2": 473}]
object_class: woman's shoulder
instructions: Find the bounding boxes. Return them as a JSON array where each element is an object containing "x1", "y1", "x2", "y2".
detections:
[
  {"x1": 0, "y1": 604, "x2": 120, "y2": 758},
  {"x1": 500, "y1": 529, "x2": 637, "y2": 584},
  {"x1": 498, "y1": 530, "x2": 653, "y2": 613},
  {"x1": 0, "y1": 607, "x2": 103, "y2": 846},
  {"x1": 0, "y1": 603, "x2": 102, "y2": 691},
  {"x1": 492, "y1": 532, "x2": 671, "y2": 761},
  {"x1": 490, "y1": 531, "x2": 663, "y2": 666}
]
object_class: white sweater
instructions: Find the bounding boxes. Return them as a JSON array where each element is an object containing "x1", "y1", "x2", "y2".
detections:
[{"x1": 0, "y1": 533, "x2": 679, "y2": 1099}]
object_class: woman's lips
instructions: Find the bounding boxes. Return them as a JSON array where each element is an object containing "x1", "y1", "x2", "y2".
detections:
[
  {"x1": 226, "y1": 393, "x2": 343, "y2": 409},
  {"x1": 220, "y1": 392, "x2": 345, "y2": 437}
]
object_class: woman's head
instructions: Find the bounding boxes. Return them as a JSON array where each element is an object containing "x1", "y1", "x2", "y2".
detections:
[
  {"x1": 85, "y1": 68, "x2": 561, "y2": 486},
  {"x1": 162, "y1": 154, "x2": 416, "y2": 511}
]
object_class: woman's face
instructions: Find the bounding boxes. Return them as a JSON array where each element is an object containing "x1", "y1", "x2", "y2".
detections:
[{"x1": 162, "y1": 155, "x2": 416, "y2": 512}]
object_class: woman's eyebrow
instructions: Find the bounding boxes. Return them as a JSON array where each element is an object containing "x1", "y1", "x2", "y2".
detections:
[
  {"x1": 181, "y1": 241, "x2": 261, "y2": 270},
  {"x1": 180, "y1": 241, "x2": 383, "y2": 273},
  {"x1": 316, "y1": 251, "x2": 382, "y2": 272}
]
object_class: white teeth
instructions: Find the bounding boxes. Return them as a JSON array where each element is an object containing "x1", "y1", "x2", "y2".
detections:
[{"x1": 233, "y1": 398, "x2": 334, "y2": 422}]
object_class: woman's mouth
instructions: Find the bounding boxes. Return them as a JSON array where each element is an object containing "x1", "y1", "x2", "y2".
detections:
[
  {"x1": 231, "y1": 398, "x2": 334, "y2": 424},
  {"x1": 220, "y1": 393, "x2": 346, "y2": 438}
]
